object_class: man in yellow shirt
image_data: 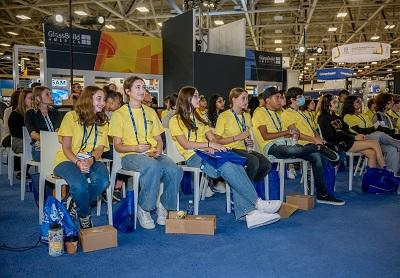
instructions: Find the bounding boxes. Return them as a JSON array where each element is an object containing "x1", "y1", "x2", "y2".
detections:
[
  {"x1": 252, "y1": 87, "x2": 345, "y2": 206},
  {"x1": 363, "y1": 98, "x2": 375, "y2": 122}
]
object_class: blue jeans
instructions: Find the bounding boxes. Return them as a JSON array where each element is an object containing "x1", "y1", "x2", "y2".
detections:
[
  {"x1": 187, "y1": 154, "x2": 258, "y2": 220},
  {"x1": 121, "y1": 154, "x2": 183, "y2": 211},
  {"x1": 268, "y1": 143, "x2": 329, "y2": 196},
  {"x1": 366, "y1": 131, "x2": 400, "y2": 173},
  {"x1": 53, "y1": 161, "x2": 109, "y2": 217},
  {"x1": 31, "y1": 145, "x2": 40, "y2": 162}
]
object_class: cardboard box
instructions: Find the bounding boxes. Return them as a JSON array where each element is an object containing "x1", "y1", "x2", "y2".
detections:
[
  {"x1": 278, "y1": 202, "x2": 299, "y2": 218},
  {"x1": 79, "y1": 225, "x2": 117, "y2": 253},
  {"x1": 166, "y1": 212, "x2": 216, "y2": 235},
  {"x1": 286, "y1": 194, "x2": 314, "y2": 211}
]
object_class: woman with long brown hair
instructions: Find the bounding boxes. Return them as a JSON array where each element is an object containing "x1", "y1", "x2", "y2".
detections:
[
  {"x1": 108, "y1": 75, "x2": 183, "y2": 230},
  {"x1": 213, "y1": 87, "x2": 270, "y2": 184},
  {"x1": 53, "y1": 86, "x2": 110, "y2": 229},
  {"x1": 25, "y1": 86, "x2": 61, "y2": 161},
  {"x1": 169, "y1": 86, "x2": 281, "y2": 229}
]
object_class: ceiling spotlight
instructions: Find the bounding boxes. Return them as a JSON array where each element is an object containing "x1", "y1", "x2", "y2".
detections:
[
  {"x1": 97, "y1": 16, "x2": 105, "y2": 24},
  {"x1": 298, "y1": 46, "x2": 306, "y2": 53},
  {"x1": 370, "y1": 35, "x2": 380, "y2": 40},
  {"x1": 39, "y1": 41, "x2": 44, "y2": 45},
  {"x1": 157, "y1": 22, "x2": 163, "y2": 27},
  {"x1": 55, "y1": 14, "x2": 64, "y2": 23},
  {"x1": 80, "y1": 15, "x2": 105, "y2": 26},
  {"x1": 316, "y1": 47, "x2": 323, "y2": 53}
]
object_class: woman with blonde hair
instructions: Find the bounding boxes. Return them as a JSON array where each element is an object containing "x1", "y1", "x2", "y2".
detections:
[
  {"x1": 53, "y1": 86, "x2": 110, "y2": 229},
  {"x1": 25, "y1": 86, "x2": 61, "y2": 161}
]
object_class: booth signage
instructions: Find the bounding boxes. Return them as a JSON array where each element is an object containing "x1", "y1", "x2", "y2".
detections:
[
  {"x1": 332, "y1": 42, "x2": 390, "y2": 63},
  {"x1": 52, "y1": 79, "x2": 68, "y2": 87},
  {"x1": 245, "y1": 49, "x2": 283, "y2": 82},
  {"x1": 44, "y1": 24, "x2": 162, "y2": 74},
  {"x1": 316, "y1": 68, "x2": 354, "y2": 80}
]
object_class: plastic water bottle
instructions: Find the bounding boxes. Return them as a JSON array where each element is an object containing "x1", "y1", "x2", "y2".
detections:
[
  {"x1": 290, "y1": 128, "x2": 298, "y2": 145},
  {"x1": 245, "y1": 138, "x2": 254, "y2": 153},
  {"x1": 187, "y1": 200, "x2": 194, "y2": 215},
  {"x1": 48, "y1": 224, "x2": 63, "y2": 257}
]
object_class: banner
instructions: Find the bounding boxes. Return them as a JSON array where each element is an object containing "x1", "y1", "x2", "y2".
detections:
[
  {"x1": 332, "y1": 42, "x2": 390, "y2": 63},
  {"x1": 245, "y1": 49, "x2": 283, "y2": 82},
  {"x1": 44, "y1": 24, "x2": 162, "y2": 74},
  {"x1": 316, "y1": 68, "x2": 354, "y2": 80}
]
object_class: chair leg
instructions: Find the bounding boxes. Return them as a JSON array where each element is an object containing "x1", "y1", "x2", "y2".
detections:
[
  {"x1": 226, "y1": 184, "x2": 231, "y2": 213},
  {"x1": 200, "y1": 174, "x2": 208, "y2": 201},
  {"x1": 106, "y1": 185, "x2": 113, "y2": 225},
  {"x1": 96, "y1": 196, "x2": 102, "y2": 216},
  {"x1": 8, "y1": 152, "x2": 13, "y2": 186},
  {"x1": 133, "y1": 174, "x2": 139, "y2": 230},
  {"x1": 349, "y1": 155, "x2": 354, "y2": 191},
  {"x1": 279, "y1": 162, "x2": 285, "y2": 201},
  {"x1": 264, "y1": 174, "x2": 270, "y2": 200},
  {"x1": 21, "y1": 160, "x2": 27, "y2": 201},
  {"x1": 176, "y1": 191, "x2": 180, "y2": 211},
  {"x1": 310, "y1": 167, "x2": 315, "y2": 196},
  {"x1": 193, "y1": 171, "x2": 200, "y2": 215},
  {"x1": 302, "y1": 162, "x2": 308, "y2": 195},
  {"x1": 55, "y1": 180, "x2": 62, "y2": 201},
  {"x1": 38, "y1": 175, "x2": 46, "y2": 224}
]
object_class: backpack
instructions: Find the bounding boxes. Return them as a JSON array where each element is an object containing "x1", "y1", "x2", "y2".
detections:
[
  {"x1": 324, "y1": 162, "x2": 336, "y2": 196},
  {"x1": 113, "y1": 191, "x2": 135, "y2": 233},
  {"x1": 362, "y1": 167, "x2": 400, "y2": 194}
]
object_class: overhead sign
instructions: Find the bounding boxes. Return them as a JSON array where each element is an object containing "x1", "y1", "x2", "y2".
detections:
[
  {"x1": 52, "y1": 79, "x2": 68, "y2": 87},
  {"x1": 245, "y1": 49, "x2": 283, "y2": 82},
  {"x1": 332, "y1": 42, "x2": 390, "y2": 63},
  {"x1": 44, "y1": 24, "x2": 162, "y2": 74},
  {"x1": 316, "y1": 68, "x2": 354, "y2": 80}
]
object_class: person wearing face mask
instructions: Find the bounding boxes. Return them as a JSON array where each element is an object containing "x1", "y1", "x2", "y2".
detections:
[{"x1": 25, "y1": 86, "x2": 62, "y2": 162}]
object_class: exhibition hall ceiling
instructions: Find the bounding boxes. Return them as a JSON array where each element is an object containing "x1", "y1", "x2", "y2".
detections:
[{"x1": 0, "y1": 0, "x2": 399, "y2": 81}]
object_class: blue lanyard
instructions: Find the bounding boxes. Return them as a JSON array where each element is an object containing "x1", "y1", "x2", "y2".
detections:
[
  {"x1": 296, "y1": 109, "x2": 315, "y2": 131},
  {"x1": 187, "y1": 113, "x2": 197, "y2": 142},
  {"x1": 264, "y1": 108, "x2": 282, "y2": 132},
  {"x1": 128, "y1": 104, "x2": 148, "y2": 144},
  {"x1": 232, "y1": 110, "x2": 247, "y2": 132},
  {"x1": 80, "y1": 123, "x2": 98, "y2": 153}
]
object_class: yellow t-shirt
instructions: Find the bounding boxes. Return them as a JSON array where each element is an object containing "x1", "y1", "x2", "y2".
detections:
[
  {"x1": 108, "y1": 104, "x2": 164, "y2": 157},
  {"x1": 54, "y1": 111, "x2": 109, "y2": 167},
  {"x1": 196, "y1": 108, "x2": 209, "y2": 121},
  {"x1": 169, "y1": 114, "x2": 210, "y2": 161},
  {"x1": 388, "y1": 110, "x2": 400, "y2": 129},
  {"x1": 252, "y1": 107, "x2": 286, "y2": 151},
  {"x1": 343, "y1": 114, "x2": 372, "y2": 133},
  {"x1": 304, "y1": 111, "x2": 317, "y2": 131},
  {"x1": 363, "y1": 109, "x2": 374, "y2": 122},
  {"x1": 161, "y1": 109, "x2": 169, "y2": 120},
  {"x1": 281, "y1": 108, "x2": 315, "y2": 145},
  {"x1": 214, "y1": 110, "x2": 252, "y2": 150}
]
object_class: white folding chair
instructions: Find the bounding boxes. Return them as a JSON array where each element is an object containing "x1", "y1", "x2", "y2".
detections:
[
  {"x1": 0, "y1": 119, "x2": 7, "y2": 175},
  {"x1": 38, "y1": 131, "x2": 113, "y2": 225},
  {"x1": 251, "y1": 130, "x2": 310, "y2": 200},
  {"x1": 164, "y1": 128, "x2": 232, "y2": 214},
  {"x1": 21, "y1": 127, "x2": 40, "y2": 200},
  {"x1": 8, "y1": 137, "x2": 22, "y2": 186}
]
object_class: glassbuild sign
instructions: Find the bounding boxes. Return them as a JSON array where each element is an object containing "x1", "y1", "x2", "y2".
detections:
[
  {"x1": 245, "y1": 50, "x2": 283, "y2": 82},
  {"x1": 44, "y1": 24, "x2": 162, "y2": 74}
]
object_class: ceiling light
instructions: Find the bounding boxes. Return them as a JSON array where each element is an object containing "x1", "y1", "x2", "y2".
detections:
[
  {"x1": 39, "y1": 41, "x2": 44, "y2": 44},
  {"x1": 97, "y1": 16, "x2": 105, "y2": 24},
  {"x1": 35, "y1": 67, "x2": 40, "y2": 70},
  {"x1": 371, "y1": 61, "x2": 378, "y2": 65},
  {"x1": 364, "y1": 65, "x2": 370, "y2": 69},
  {"x1": 16, "y1": 15, "x2": 31, "y2": 20},
  {"x1": 0, "y1": 43, "x2": 10, "y2": 47},
  {"x1": 275, "y1": 29, "x2": 282, "y2": 34},
  {"x1": 274, "y1": 39, "x2": 282, "y2": 44},
  {"x1": 80, "y1": 15, "x2": 105, "y2": 25},
  {"x1": 157, "y1": 22, "x2": 163, "y2": 27},
  {"x1": 74, "y1": 10, "x2": 88, "y2": 16},
  {"x1": 370, "y1": 35, "x2": 380, "y2": 40},
  {"x1": 275, "y1": 47, "x2": 282, "y2": 51},
  {"x1": 274, "y1": 15, "x2": 283, "y2": 21},
  {"x1": 298, "y1": 46, "x2": 306, "y2": 53},
  {"x1": 55, "y1": 14, "x2": 64, "y2": 23},
  {"x1": 136, "y1": 6, "x2": 149, "y2": 13},
  {"x1": 337, "y1": 12, "x2": 348, "y2": 18},
  {"x1": 387, "y1": 69, "x2": 393, "y2": 72},
  {"x1": 358, "y1": 69, "x2": 363, "y2": 72},
  {"x1": 105, "y1": 24, "x2": 115, "y2": 29},
  {"x1": 392, "y1": 50, "x2": 399, "y2": 54},
  {"x1": 309, "y1": 58, "x2": 315, "y2": 61},
  {"x1": 306, "y1": 63, "x2": 312, "y2": 66},
  {"x1": 21, "y1": 57, "x2": 30, "y2": 61},
  {"x1": 274, "y1": 0, "x2": 285, "y2": 3},
  {"x1": 328, "y1": 27, "x2": 337, "y2": 32},
  {"x1": 7, "y1": 31, "x2": 18, "y2": 36},
  {"x1": 316, "y1": 47, "x2": 323, "y2": 53},
  {"x1": 214, "y1": 20, "x2": 224, "y2": 25},
  {"x1": 0, "y1": 52, "x2": 3, "y2": 55},
  {"x1": 396, "y1": 65, "x2": 400, "y2": 68},
  {"x1": 384, "y1": 24, "x2": 395, "y2": 30},
  {"x1": 304, "y1": 67, "x2": 309, "y2": 70}
]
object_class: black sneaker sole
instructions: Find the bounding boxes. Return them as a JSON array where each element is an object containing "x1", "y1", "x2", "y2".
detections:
[
  {"x1": 319, "y1": 145, "x2": 340, "y2": 162},
  {"x1": 316, "y1": 199, "x2": 345, "y2": 206}
]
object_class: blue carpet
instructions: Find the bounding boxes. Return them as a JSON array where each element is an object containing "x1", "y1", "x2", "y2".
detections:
[{"x1": 0, "y1": 166, "x2": 399, "y2": 278}]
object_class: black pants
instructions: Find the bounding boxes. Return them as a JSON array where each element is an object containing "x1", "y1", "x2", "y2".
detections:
[{"x1": 233, "y1": 149, "x2": 271, "y2": 182}]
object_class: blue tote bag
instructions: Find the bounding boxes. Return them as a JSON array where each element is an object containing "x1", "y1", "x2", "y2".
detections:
[
  {"x1": 194, "y1": 149, "x2": 247, "y2": 169},
  {"x1": 113, "y1": 191, "x2": 135, "y2": 233}
]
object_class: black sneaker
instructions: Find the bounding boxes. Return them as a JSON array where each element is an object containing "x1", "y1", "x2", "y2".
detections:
[
  {"x1": 65, "y1": 196, "x2": 78, "y2": 219},
  {"x1": 318, "y1": 145, "x2": 340, "y2": 162},
  {"x1": 112, "y1": 189, "x2": 122, "y2": 203},
  {"x1": 79, "y1": 215, "x2": 93, "y2": 229},
  {"x1": 316, "y1": 194, "x2": 345, "y2": 206}
]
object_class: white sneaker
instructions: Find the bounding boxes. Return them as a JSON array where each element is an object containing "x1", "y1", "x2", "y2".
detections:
[
  {"x1": 205, "y1": 186, "x2": 215, "y2": 198},
  {"x1": 213, "y1": 181, "x2": 226, "y2": 194},
  {"x1": 156, "y1": 203, "x2": 168, "y2": 226},
  {"x1": 137, "y1": 206, "x2": 155, "y2": 229},
  {"x1": 246, "y1": 210, "x2": 280, "y2": 229},
  {"x1": 255, "y1": 198, "x2": 282, "y2": 214}
]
